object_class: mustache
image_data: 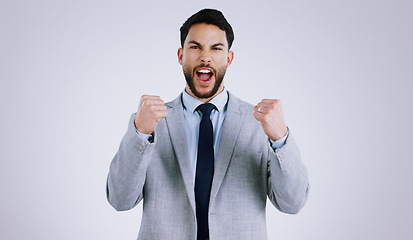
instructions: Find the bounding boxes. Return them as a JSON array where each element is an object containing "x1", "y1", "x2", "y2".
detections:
[{"x1": 193, "y1": 64, "x2": 216, "y2": 74}]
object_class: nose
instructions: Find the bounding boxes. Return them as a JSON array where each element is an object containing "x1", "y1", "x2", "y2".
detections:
[{"x1": 200, "y1": 50, "x2": 211, "y2": 63}]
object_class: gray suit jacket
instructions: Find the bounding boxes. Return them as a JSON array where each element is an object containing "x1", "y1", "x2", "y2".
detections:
[{"x1": 107, "y1": 92, "x2": 309, "y2": 240}]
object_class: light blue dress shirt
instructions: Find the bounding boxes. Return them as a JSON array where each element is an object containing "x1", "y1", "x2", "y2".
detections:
[{"x1": 136, "y1": 89, "x2": 288, "y2": 183}]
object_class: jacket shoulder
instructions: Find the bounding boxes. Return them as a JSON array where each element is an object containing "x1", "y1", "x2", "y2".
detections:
[{"x1": 227, "y1": 91, "x2": 255, "y2": 114}]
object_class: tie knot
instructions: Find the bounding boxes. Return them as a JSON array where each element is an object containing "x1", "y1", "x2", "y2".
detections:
[{"x1": 196, "y1": 103, "x2": 216, "y2": 117}]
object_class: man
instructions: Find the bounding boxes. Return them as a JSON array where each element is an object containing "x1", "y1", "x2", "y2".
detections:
[{"x1": 107, "y1": 9, "x2": 309, "y2": 240}]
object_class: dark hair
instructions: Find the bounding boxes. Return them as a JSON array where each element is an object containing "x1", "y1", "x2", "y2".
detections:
[{"x1": 180, "y1": 9, "x2": 234, "y2": 50}]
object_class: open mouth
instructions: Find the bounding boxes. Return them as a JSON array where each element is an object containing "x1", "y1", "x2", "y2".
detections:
[{"x1": 195, "y1": 68, "x2": 214, "y2": 83}]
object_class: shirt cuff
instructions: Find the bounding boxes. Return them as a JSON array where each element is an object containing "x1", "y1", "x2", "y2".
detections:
[
  {"x1": 135, "y1": 128, "x2": 154, "y2": 142},
  {"x1": 269, "y1": 129, "x2": 289, "y2": 149}
]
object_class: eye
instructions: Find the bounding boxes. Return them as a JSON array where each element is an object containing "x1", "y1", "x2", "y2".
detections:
[
  {"x1": 213, "y1": 47, "x2": 223, "y2": 51},
  {"x1": 189, "y1": 46, "x2": 199, "y2": 49}
]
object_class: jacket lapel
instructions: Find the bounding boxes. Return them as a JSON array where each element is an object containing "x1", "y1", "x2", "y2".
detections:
[
  {"x1": 165, "y1": 94, "x2": 196, "y2": 215},
  {"x1": 210, "y1": 92, "x2": 245, "y2": 203}
]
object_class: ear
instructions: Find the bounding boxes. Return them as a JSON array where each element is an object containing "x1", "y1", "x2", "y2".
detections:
[
  {"x1": 227, "y1": 51, "x2": 234, "y2": 66},
  {"x1": 177, "y1": 48, "x2": 183, "y2": 65}
]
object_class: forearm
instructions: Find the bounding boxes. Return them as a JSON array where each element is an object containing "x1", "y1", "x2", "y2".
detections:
[
  {"x1": 106, "y1": 114, "x2": 155, "y2": 211},
  {"x1": 267, "y1": 133, "x2": 309, "y2": 214}
]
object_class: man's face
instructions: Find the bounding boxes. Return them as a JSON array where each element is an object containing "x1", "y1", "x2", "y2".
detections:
[{"x1": 178, "y1": 23, "x2": 234, "y2": 101}]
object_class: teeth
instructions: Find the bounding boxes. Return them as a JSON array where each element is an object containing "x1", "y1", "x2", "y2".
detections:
[{"x1": 198, "y1": 69, "x2": 211, "y2": 73}]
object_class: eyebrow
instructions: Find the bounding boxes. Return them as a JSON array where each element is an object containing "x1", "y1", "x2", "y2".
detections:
[
  {"x1": 212, "y1": 43, "x2": 225, "y2": 48},
  {"x1": 187, "y1": 41, "x2": 226, "y2": 48},
  {"x1": 188, "y1": 40, "x2": 201, "y2": 46}
]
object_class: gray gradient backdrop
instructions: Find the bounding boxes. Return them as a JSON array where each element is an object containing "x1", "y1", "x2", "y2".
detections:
[{"x1": 1, "y1": 0, "x2": 412, "y2": 239}]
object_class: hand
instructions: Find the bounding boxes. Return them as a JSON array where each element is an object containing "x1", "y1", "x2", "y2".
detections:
[
  {"x1": 253, "y1": 99, "x2": 288, "y2": 141},
  {"x1": 134, "y1": 95, "x2": 168, "y2": 134}
]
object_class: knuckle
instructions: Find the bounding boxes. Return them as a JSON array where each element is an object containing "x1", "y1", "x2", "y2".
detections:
[
  {"x1": 152, "y1": 95, "x2": 161, "y2": 101},
  {"x1": 271, "y1": 100, "x2": 279, "y2": 107},
  {"x1": 156, "y1": 111, "x2": 165, "y2": 119}
]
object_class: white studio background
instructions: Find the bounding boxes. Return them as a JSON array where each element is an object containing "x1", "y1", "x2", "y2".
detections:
[{"x1": 1, "y1": 0, "x2": 412, "y2": 239}]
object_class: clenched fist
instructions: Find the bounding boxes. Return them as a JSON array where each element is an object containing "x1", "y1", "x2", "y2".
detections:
[
  {"x1": 253, "y1": 99, "x2": 288, "y2": 141},
  {"x1": 134, "y1": 95, "x2": 168, "y2": 135}
]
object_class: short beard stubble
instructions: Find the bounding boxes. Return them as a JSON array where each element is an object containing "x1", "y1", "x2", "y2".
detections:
[{"x1": 183, "y1": 64, "x2": 227, "y2": 99}]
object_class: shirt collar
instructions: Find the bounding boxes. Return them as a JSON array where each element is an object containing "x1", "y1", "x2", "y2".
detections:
[{"x1": 182, "y1": 88, "x2": 228, "y2": 113}]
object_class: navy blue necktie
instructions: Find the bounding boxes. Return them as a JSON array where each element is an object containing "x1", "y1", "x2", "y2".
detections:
[{"x1": 195, "y1": 103, "x2": 216, "y2": 240}]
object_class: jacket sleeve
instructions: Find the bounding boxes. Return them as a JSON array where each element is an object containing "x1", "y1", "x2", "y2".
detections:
[
  {"x1": 266, "y1": 133, "x2": 310, "y2": 214},
  {"x1": 106, "y1": 113, "x2": 156, "y2": 211}
]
